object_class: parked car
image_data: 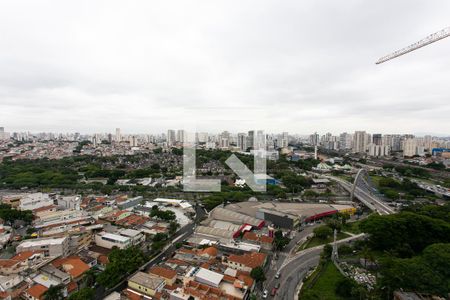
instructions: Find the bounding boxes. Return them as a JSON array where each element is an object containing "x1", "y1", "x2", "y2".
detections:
[
  {"x1": 275, "y1": 271, "x2": 281, "y2": 279},
  {"x1": 275, "y1": 282, "x2": 280, "y2": 289},
  {"x1": 262, "y1": 289, "x2": 268, "y2": 298},
  {"x1": 271, "y1": 288, "x2": 277, "y2": 296}
]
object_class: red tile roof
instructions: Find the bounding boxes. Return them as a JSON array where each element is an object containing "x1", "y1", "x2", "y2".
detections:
[
  {"x1": 243, "y1": 232, "x2": 259, "y2": 241},
  {"x1": 67, "y1": 281, "x2": 78, "y2": 293},
  {"x1": 26, "y1": 284, "x2": 48, "y2": 300},
  {"x1": 260, "y1": 235, "x2": 274, "y2": 244},
  {"x1": 228, "y1": 252, "x2": 267, "y2": 269},
  {"x1": 52, "y1": 256, "x2": 90, "y2": 279},
  {"x1": 0, "y1": 259, "x2": 19, "y2": 268},
  {"x1": 98, "y1": 255, "x2": 109, "y2": 265},
  {"x1": 149, "y1": 266, "x2": 177, "y2": 280},
  {"x1": 11, "y1": 250, "x2": 43, "y2": 262},
  {"x1": 32, "y1": 205, "x2": 57, "y2": 213},
  {"x1": 243, "y1": 232, "x2": 273, "y2": 244},
  {"x1": 199, "y1": 247, "x2": 218, "y2": 257}
]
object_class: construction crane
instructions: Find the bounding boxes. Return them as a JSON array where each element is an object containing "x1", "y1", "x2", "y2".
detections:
[{"x1": 376, "y1": 27, "x2": 450, "y2": 64}]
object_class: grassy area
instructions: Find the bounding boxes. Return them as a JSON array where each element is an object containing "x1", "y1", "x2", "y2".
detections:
[
  {"x1": 300, "y1": 232, "x2": 350, "y2": 250},
  {"x1": 337, "y1": 174, "x2": 353, "y2": 183},
  {"x1": 369, "y1": 175, "x2": 384, "y2": 188},
  {"x1": 342, "y1": 220, "x2": 362, "y2": 234},
  {"x1": 300, "y1": 261, "x2": 346, "y2": 300}
]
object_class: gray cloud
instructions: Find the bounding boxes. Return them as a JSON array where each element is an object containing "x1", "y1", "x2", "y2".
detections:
[{"x1": 0, "y1": 0, "x2": 449, "y2": 135}]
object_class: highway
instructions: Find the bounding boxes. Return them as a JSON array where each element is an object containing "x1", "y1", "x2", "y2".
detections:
[
  {"x1": 321, "y1": 174, "x2": 395, "y2": 215},
  {"x1": 264, "y1": 170, "x2": 394, "y2": 300},
  {"x1": 260, "y1": 226, "x2": 316, "y2": 298},
  {"x1": 268, "y1": 233, "x2": 366, "y2": 300},
  {"x1": 260, "y1": 170, "x2": 391, "y2": 300}
]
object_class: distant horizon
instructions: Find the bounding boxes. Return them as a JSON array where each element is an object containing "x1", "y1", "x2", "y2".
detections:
[{"x1": 1, "y1": 126, "x2": 449, "y2": 138}]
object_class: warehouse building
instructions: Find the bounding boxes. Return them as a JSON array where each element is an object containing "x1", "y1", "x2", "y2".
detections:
[
  {"x1": 226, "y1": 201, "x2": 356, "y2": 229},
  {"x1": 210, "y1": 207, "x2": 264, "y2": 228}
]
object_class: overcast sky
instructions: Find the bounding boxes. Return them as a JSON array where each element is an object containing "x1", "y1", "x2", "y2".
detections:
[{"x1": 0, "y1": 1, "x2": 449, "y2": 135}]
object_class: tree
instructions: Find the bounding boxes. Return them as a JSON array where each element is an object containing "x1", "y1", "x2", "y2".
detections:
[
  {"x1": 153, "y1": 233, "x2": 168, "y2": 242},
  {"x1": 326, "y1": 218, "x2": 342, "y2": 232},
  {"x1": 379, "y1": 256, "x2": 447, "y2": 296},
  {"x1": 359, "y1": 212, "x2": 450, "y2": 255},
  {"x1": 250, "y1": 267, "x2": 266, "y2": 282},
  {"x1": 274, "y1": 230, "x2": 290, "y2": 250},
  {"x1": 96, "y1": 247, "x2": 146, "y2": 288},
  {"x1": 335, "y1": 278, "x2": 357, "y2": 298},
  {"x1": 337, "y1": 212, "x2": 350, "y2": 226},
  {"x1": 313, "y1": 225, "x2": 333, "y2": 239},
  {"x1": 338, "y1": 244, "x2": 353, "y2": 256},
  {"x1": 81, "y1": 269, "x2": 97, "y2": 288},
  {"x1": 43, "y1": 284, "x2": 65, "y2": 300},
  {"x1": 169, "y1": 221, "x2": 180, "y2": 235},
  {"x1": 322, "y1": 244, "x2": 333, "y2": 260},
  {"x1": 422, "y1": 243, "x2": 450, "y2": 278},
  {"x1": 68, "y1": 288, "x2": 94, "y2": 300}
]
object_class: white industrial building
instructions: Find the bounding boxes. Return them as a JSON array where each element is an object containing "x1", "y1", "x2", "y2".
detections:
[
  {"x1": 16, "y1": 237, "x2": 69, "y2": 257},
  {"x1": 95, "y1": 232, "x2": 131, "y2": 249},
  {"x1": 193, "y1": 268, "x2": 224, "y2": 288},
  {"x1": 19, "y1": 193, "x2": 54, "y2": 211},
  {"x1": 118, "y1": 229, "x2": 145, "y2": 246},
  {"x1": 57, "y1": 195, "x2": 81, "y2": 210}
]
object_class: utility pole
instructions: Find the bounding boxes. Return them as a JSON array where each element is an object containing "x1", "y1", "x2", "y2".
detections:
[{"x1": 332, "y1": 229, "x2": 339, "y2": 261}]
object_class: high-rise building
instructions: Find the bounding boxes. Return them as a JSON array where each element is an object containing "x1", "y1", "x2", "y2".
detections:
[
  {"x1": 247, "y1": 131, "x2": 255, "y2": 150},
  {"x1": 339, "y1": 132, "x2": 353, "y2": 150},
  {"x1": 219, "y1": 131, "x2": 230, "y2": 148},
  {"x1": 424, "y1": 135, "x2": 433, "y2": 151},
  {"x1": 372, "y1": 134, "x2": 382, "y2": 146},
  {"x1": 352, "y1": 131, "x2": 369, "y2": 153},
  {"x1": 197, "y1": 132, "x2": 208, "y2": 143},
  {"x1": 176, "y1": 130, "x2": 186, "y2": 143},
  {"x1": 130, "y1": 136, "x2": 138, "y2": 147},
  {"x1": 368, "y1": 143, "x2": 390, "y2": 157},
  {"x1": 167, "y1": 130, "x2": 176, "y2": 146},
  {"x1": 403, "y1": 138, "x2": 418, "y2": 157},
  {"x1": 0, "y1": 127, "x2": 10, "y2": 141},
  {"x1": 309, "y1": 132, "x2": 320, "y2": 146},
  {"x1": 115, "y1": 128, "x2": 121, "y2": 142},
  {"x1": 279, "y1": 132, "x2": 289, "y2": 148},
  {"x1": 237, "y1": 133, "x2": 247, "y2": 151},
  {"x1": 255, "y1": 130, "x2": 266, "y2": 150}
]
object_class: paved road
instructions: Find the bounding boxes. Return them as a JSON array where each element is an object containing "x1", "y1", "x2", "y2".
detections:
[
  {"x1": 261, "y1": 225, "x2": 316, "y2": 298},
  {"x1": 270, "y1": 233, "x2": 366, "y2": 300}
]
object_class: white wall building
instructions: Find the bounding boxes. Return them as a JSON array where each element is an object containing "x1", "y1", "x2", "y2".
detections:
[
  {"x1": 368, "y1": 144, "x2": 390, "y2": 157},
  {"x1": 403, "y1": 138, "x2": 418, "y2": 157},
  {"x1": 57, "y1": 196, "x2": 81, "y2": 210},
  {"x1": 95, "y1": 232, "x2": 131, "y2": 249},
  {"x1": 16, "y1": 237, "x2": 69, "y2": 257},
  {"x1": 352, "y1": 131, "x2": 370, "y2": 154},
  {"x1": 19, "y1": 193, "x2": 54, "y2": 211}
]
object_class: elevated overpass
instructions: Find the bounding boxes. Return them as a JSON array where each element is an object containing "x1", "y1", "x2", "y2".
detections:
[{"x1": 320, "y1": 171, "x2": 395, "y2": 215}]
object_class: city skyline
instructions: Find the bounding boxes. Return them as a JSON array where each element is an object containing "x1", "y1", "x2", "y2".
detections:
[
  {"x1": 1, "y1": 1, "x2": 450, "y2": 134},
  {"x1": 1, "y1": 126, "x2": 450, "y2": 138}
]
